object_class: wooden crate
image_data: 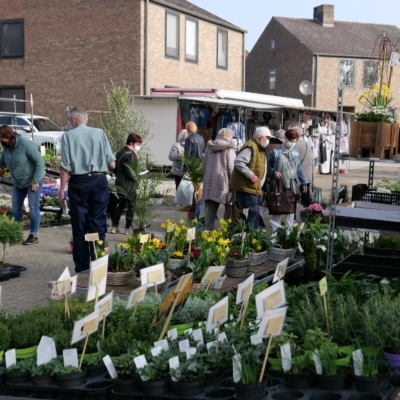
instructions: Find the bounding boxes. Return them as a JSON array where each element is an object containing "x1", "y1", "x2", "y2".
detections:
[{"x1": 351, "y1": 121, "x2": 399, "y2": 159}]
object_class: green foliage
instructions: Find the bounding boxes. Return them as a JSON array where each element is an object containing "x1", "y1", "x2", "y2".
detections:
[
  {"x1": 113, "y1": 352, "x2": 138, "y2": 378},
  {"x1": 7, "y1": 313, "x2": 42, "y2": 349},
  {"x1": 375, "y1": 234, "x2": 400, "y2": 249},
  {"x1": 138, "y1": 351, "x2": 170, "y2": 381},
  {"x1": 53, "y1": 364, "x2": 81, "y2": 375},
  {"x1": 170, "y1": 294, "x2": 217, "y2": 325},
  {"x1": 233, "y1": 344, "x2": 265, "y2": 384},
  {"x1": 0, "y1": 323, "x2": 10, "y2": 351},
  {"x1": 170, "y1": 356, "x2": 206, "y2": 382},
  {"x1": 31, "y1": 358, "x2": 62, "y2": 377},
  {"x1": 270, "y1": 221, "x2": 302, "y2": 249},
  {"x1": 0, "y1": 215, "x2": 23, "y2": 265},
  {"x1": 100, "y1": 81, "x2": 152, "y2": 153},
  {"x1": 7, "y1": 357, "x2": 36, "y2": 373},
  {"x1": 300, "y1": 230, "x2": 318, "y2": 274}
]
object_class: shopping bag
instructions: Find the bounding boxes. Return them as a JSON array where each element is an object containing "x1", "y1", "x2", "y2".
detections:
[
  {"x1": 267, "y1": 179, "x2": 295, "y2": 215},
  {"x1": 175, "y1": 175, "x2": 194, "y2": 206}
]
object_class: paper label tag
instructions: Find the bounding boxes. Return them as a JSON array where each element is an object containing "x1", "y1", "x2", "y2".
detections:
[
  {"x1": 179, "y1": 339, "x2": 190, "y2": 353},
  {"x1": 63, "y1": 348, "x2": 79, "y2": 368},
  {"x1": 168, "y1": 328, "x2": 178, "y2": 341},
  {"x1": 99, "y1": 299, "x2": 112, "y2": 317},
  {"x1": 82, "y1": 316, "x2": 99, "y2": 334},
  {"x1": 207, "y1": 341, "x2": 217, "y2": 353},
  {"x1": 219, "y1": 332, "x2": 228, "y2": 343},
  {"x1": 192, "y1": 329, "x2": 204, "y2": 346},
  {"x1": 154, "y1": 339, "x2": 169, "y2": 351},
  {"x1": 148, "y1": 269, "x2": 163, "y2": 283},
  {"x1": 167, "y1": 224, "x2": 174, "y2": 233},
  {"x1": 353, "y1": 349, "x2": 363, "y2": 376},
  {"x1": 85, "y1": 233, "x2": 99, "y2": 241},
  {"x1": 91, "y1": 265, "x2": 106, "y2": 285},
  {"x1": 56, "y1": 280, "x2": 72, "y2": 296},
  {"x1": 241, "y1": 283, "x2": 252, "y2": 302},
  {"x1": 169, "y1": 356, "x2": 180, "y2": 371},
  {"x1": 281, "y1": 343, "x2": 292, "y2": 372},
  {"x1": 39, "y1": 336, "x2": 57, "y2": 359},
  {"x1": 151, "y1": 346, "x2": 163, "y2": 357},
  {"x1": 184, "y1": 328, "x2": 193, "y2": 335},
  {"x1": 250, "y1": 335, "x2": 263, "y2": 345},
  {"x1": 213, "y1": 304, "x2": 227, "y2": 323},
  {"x1": 134, "y1": 354, "x2": 148, "y2": 370},
  {"x1": 186, "y1": 347, "x2": 197, "y2": 360},
  {"x1": 140, "y1": 234, "x2": 149, "y2": 243},
  {"x1": 266, "y1": 316, "x2": 283, "y2": 335},
  {"x1": 263, "y1": 291, "x2": 282, "y2": 311},
  {"x1": 5, "y1": 349, "x2": 16, "y2": 368},
  {"x1": 313, "y1": 349, "x2": 323, "y2": 375},
  {"x1": 186, "y1": 227, "x2": 196, "y2": 241},
  {"x1": 37, "y1": 344, "x2": 52, "y2": 366},
  {"x1": 233, "y1": 354, "x2": 241, "y2": 383},
  {"x1": 103, "y1": 355, "x2": 118, "y2": 379},
  {"x1": 319, "y1": 277, "x2": 328, "y2": 296}
]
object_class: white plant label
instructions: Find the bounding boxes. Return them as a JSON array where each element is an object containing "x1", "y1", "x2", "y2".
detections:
[
  {"x1": 103, "y1": 355, "x2": 118, "y2": 379},
  {"x1": 281, "y1": 343, "x2": 292, "y2": 372},
  {"x1": 154, "y1": 339, "x2": 169, "y2": 351},
  {"x1": 39, "y1": 336, "x2": 57, "y2": 360},
  {"x1": 353, "y1": 349, "x2": 363, "y2": 377},
  {"x1": 167, "y1": 328, "x2": 178, "y2": 341},
  {"x1": 37, "y1": 344, "x2": 52, "y2": 366},
  {"x1": 134, "y1": 354, "x2": 148, "y2": 370},
  {"x1": 186, "y1": 347, "x2": 197, "y2": 360},
  {"x1": 179, "y1": 339, "x2": 190, "y2": 353},
  {"x1": 233, "y1": 354, "x2": 242, "y2": 383},
  {"x1": 169, "y1": 356, "x2": 180, "y2": 381},
  {"x1": 151, "y1": 346, "x2": 163, "y2": 357},
  {"x1": 207, "y1": 341, "x2": 217, "y2": 353},
  {"x1": 184, "y1": 328, "x2": 193, "y2": 335},
  {"x1": 192, "y1": 329, "x2": 204, "y2": 346},
  {"x1": 63, "y1": 349, "x2": 78, "y2": 368},
  {"x1": 250, "y1": 335, "x2": 263, "y2": 346},
  {"x1": 313, "y1": 349, "x2": 323, "y2": 375},
  {"x1": 219, "y1": 332, "x2": 228, "y2": 343},
  {"x1": 5, "y1": 349, "x2": 16, "y2": 368}
]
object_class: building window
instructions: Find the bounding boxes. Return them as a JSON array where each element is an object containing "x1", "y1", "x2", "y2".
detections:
[
  {"x1": 271, "y1": 39, "x2": 275, "y2": 50},
  {"x1": 339, "y1": 59, "x2": 355, "y2": 87},
  {"x1": 268, "y1": 70, "x2": 276, "y2": 90},
  {"x1": 185, "y1": 18, "x2": 198, "y2": 62},
  {"x1": 217, "y1": 28, "x2": 228, "y2": 69},
  {"x1": 165, "y1": 11, "x2": 179, "y2": 58},
  {"x1": 1, "y1": 20, "x2": 24, "y2": 58},
  {"x1": 363, "y1": 60, "x2": 379, "y2": 88},
  {"x1": 0, "y1": 87, "x2": 25, "y2": 112}
]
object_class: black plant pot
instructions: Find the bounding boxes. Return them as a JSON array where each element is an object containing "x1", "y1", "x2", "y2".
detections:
[
  {"x1": 171, "y1": 376, "x2": 205, "y2": 397},
  {"x1": 85, "y1": 363, "x2": 106, "y2": 378},
  {"x1": 140, "y1": 377, "x2": 170, "y2": 396},
  {"x1": 206, "y1": 388, "x2": 235, "y2": 399},
  {"x1": 317, "y1": 374, "x2": 346, "y2": 391},
  {"x1": 234, "y1": 379, "x2": 268, "y2": 400},
  {"x1": 284, "y1": 373, "x2": 314, "y2": 389},
  {"x1": 32, "y1": 372, "x2": 56, "y2": 386},
  {"x1": 55, "y1": 370, "x2": 86, "y2": 388},
  {"x1": 204, "y1": 368, "x2": 220, "y2": 387},
  {"x1": 85, "y1": 380, "x2": 113, "y2": 400},
  {"x1": 6, "y1": 370, "x2": 32, "y2": 384},
  {"x1": 113, "y1": 376, "x2": 140, "y2": 393},
  {"x1": 0, "y1": 367, "x2": 6, "y2": 385},
  {"x1": 353, "y1": 374, "x2": 390, "y2": 392},
  {"x1": 271, "y1": 390, "x2": 304, "y2": 400}
]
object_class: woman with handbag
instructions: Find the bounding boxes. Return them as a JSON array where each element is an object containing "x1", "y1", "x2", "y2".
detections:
[
  {"x1": 268, "y1": 129, "x2": 308, "y2": 233},
  {"x1": 202, "y1": 128, "x2": 236, "y2": 230}
]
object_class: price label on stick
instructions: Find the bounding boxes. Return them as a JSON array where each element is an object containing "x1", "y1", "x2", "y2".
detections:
[{"x1": 319, "y1": 277, "x2": 328, "y2": 296}]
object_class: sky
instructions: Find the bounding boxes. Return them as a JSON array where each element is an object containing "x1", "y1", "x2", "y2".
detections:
[{"x1": 189, "y1": 0, "x2": 400, "y2": 52}]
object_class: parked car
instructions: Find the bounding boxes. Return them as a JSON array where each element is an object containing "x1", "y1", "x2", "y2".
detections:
[{"x1": 0, "y1": 112, "x2": 65, "y2": 151}]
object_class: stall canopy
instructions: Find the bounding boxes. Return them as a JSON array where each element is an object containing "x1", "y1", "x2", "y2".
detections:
[{"x1": 178, "y1": 96, "x2": 281, "y2": 110}]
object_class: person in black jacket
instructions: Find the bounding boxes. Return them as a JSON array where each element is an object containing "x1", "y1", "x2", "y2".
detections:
[{"x1": 111, "y1": 132, "x2": 142, "y2": 234}]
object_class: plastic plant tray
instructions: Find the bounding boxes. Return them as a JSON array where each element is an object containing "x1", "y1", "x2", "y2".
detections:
[{"x1": 0, "y1": 265, "x2": 27, "y2": 282}]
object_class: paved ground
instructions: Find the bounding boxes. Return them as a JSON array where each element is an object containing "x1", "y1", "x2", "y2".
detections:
[{"x1": 0, "y1": 159, "x2": 399, "y2": 315}]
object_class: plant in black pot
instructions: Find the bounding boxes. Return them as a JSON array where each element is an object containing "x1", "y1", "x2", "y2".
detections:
[
  {"x1": 6, "y1": 357, "x2": 36, "y2": 384},
  {"x1": 31, "y1": 359, "x2": 60, "y2": 386},
  {"x1": 0, "y1": 215, "x2": 23, "y2": 272},
  {"x1": 53, "y1": 364, "x2": 86, "y2": 388},
  {"x1": 82, "y1": 352, "x2": 106, "y2": 378},
  {"x1": 170, "y1": 354, "x2": 207, "y2": 397},
  {"x1": 112, "y1": 352, "x2": 139, "y2": 393},
  {"x1": 137, "y1": 350, "x2": 171, "y2": 396}
]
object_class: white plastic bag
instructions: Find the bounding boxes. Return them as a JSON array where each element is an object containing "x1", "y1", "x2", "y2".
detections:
[{"x1": 175, "y1": 175, "x2": 194, "y2": 206}]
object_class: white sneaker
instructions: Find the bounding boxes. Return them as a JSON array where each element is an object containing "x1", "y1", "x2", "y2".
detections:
[{"x1": 111, "y1": 227, "x2": 117, "y2": 234}]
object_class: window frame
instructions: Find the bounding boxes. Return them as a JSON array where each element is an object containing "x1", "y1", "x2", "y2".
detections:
[
  {"x1": 363, "y1": 59, "x2": 379, "y2": 88},
  {"x1": 268, "y1": 69, "x2": 276, "y2": 91},
  {"x1": 338, "y1": 58, "x2": 356, "y2": 87},
  {"x1": 0, "y1": 19, "x2": 24, "y2": 58},
  {"x1": 216, "y1": 27, "x2": 228, "y2": 69},
  {"x1": 165, "y1": 10, "x2": 180, "y2": 60},
  {"x1": 185, "y1": 16, "x2": 198, "y2": 63},
  {"x1": 0, "y1": 86, "x2": 25, "y2": 112}
]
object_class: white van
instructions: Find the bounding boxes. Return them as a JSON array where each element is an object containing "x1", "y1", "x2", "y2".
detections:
[{"x1": 0, "y1": 112, "x2": 65, "y2": 150}]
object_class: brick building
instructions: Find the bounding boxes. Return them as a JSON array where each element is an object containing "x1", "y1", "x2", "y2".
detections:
[
  {"x1": 246, "y1": 4, "x2": 400, "y2": 114},
  {"x1": 0, "y1": 0, "x2": 245, "y2": 125}
]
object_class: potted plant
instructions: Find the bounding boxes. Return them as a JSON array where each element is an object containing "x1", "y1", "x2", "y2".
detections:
[
  {"x1": 149, "y1": 191, "x2": 164, "y2": 206},
  {"x1": 0, "y1": 215, "x2": 23, "y2": 273},
  {"x1": 82, "y1": 352, "x2": 106, "y2": 378},
  {"x1": 113, "y1": 352, "x2": 140, "y2": 393},
  {"x1": 181, "y1": 154, "x2": 203, "y2": 219},
  {"x1": 246, "y1": 225, "x2": 269, "y2": 266},
  {"x1": 6, "y1": 357, "x2": 36, "y2": 384},
  {"x1": 226, "y1": 237, "x2": 251, "y2": 278},
  {"x1": 31, "y1": 359, "x2": 59, "y2": 386},
  {"x1": 299, "y1": 203, "x2": 324, "y2": 223},
  {"x1": 106, "y1": 243, "x2": 134, "y2": 286},
  {"x1": 137, "y1": 350, "x2": 171, "y2": 396},
  {"x1": 269, "y1": 222, "x2": 302, "y2": 261},
  {"x1": 170, "y1": 354, "x2": 206, "y2": 397},
  {"x1": 53, "y1": 364, "x2": 86, "y2": 388}
]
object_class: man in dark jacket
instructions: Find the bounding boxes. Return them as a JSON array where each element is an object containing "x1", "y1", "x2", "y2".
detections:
[{"x1": 184, "y1": 121, "x2": 205, "y2": 159}]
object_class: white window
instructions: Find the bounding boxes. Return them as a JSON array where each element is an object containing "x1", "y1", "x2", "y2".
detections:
[
  {"x1": 271, "y1": 39, "x2": 275, "y2": 50},
  {"x1": 269, "y1": 70, "x2": 276, "y2": 90},
  {"x1": 166, "y1": 11, "x2": 179, "y2": 58},
  {"x1": 217, "y1": 28, "x2": 228, "y2": 69},
  {"x1": 185, "y1": 18, "x2": 198, "y2": 62}
]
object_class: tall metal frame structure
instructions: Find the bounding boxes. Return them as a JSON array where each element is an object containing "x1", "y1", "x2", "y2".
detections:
[{"x1": 326, "y1": 88, "x2": 343, "y2": 272}]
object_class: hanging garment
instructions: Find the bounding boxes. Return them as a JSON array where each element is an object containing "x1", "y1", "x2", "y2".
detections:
[{"x1": 227, "y1": 122, "x2": 245, "y2": 141}]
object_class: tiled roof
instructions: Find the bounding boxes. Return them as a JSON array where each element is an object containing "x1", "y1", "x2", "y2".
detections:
[
  {"x1": 275, "y1": 17, "x2": 400, "y2": 57},
  {"x1": 152, "y1": 0, "x2": 245, "y2": 32}
]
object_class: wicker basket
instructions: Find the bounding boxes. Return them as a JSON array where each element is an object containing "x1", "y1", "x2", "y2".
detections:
[
  {"x1": 226, "y1": 256, "x2": 251, "y2": 278},
  {"x1": 268, "y1": 245, "x2": 297, "y2": 262},
  {"x1": 107, "y1": 270, "x2": 132, "y2": 286},
  {"x1": 249, "y1": 250, "x2": 269, "y2": 266}
]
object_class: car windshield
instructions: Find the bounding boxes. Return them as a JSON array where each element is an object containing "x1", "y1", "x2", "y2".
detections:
[{"x1": 28, "y1": 118, "x2": 64, "y2": 132}]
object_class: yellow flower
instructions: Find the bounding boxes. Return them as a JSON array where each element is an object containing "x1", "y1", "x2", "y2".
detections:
[
  {"x1": 152, "y1": 238, "x2": 161, "y2": 247},
  {"x1": 173, "y1": 251, "x2": 183, "y2": 257},
  {"x1": 371, "y1": 83, "x2": 378, "y2": 91},
  {"x1": 98, "y1": 240, "x2": 103, "y2": 245},
  {"x1": 119, "y1": 243, "x2": 129, "y2": 249},
  {"x1": 192, "y1": 218, "x2": 198, "y2": 224},
  {"x1": 227, "y1": 218, "x2": 232, "y2": 223},
  {"x1": 257, "y1": 245, "x2": 262, "y2": 251},
  {"x1": 101, "y1": 251, "x2": 106, "y2": 257},
  {"x1": 179, "y1": 219, "x2": 186, "y2": 225},
  {"x1": 252, "y1": 238, "x2": 257, "y2": 245}
]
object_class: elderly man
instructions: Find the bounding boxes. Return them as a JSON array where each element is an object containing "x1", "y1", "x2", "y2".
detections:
[
  {"x1": 59, "y1": 107, "x2": 116, "y2": 273},
  {"x1": 229, "y1": 126, "x2": 272, "y2": 228}
]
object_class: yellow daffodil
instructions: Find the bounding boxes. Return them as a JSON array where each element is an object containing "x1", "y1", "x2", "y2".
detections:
[
  {"x1": 119, "y1": 243, "x2": 129, "y2": 249},
  {"x1": 252, "y1": 238, "x2": 257, "y2": 245},
  {"x1": 173, "y1": 251, "x2": 183, "y2": 257},
  {"x1": 179, "y1": 219, "x2": 186, "y2": 225},
  {"x1": 257, "y1": 245, "x2": 262, "y2": 251}
]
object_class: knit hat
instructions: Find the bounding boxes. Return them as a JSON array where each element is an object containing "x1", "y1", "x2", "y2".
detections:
[
  {"x1": 255, "y1": 126, "x2": 272, "y2": 137},
  {"x1": 285, "y1": 129, "x2": 299, "y2": 141}
]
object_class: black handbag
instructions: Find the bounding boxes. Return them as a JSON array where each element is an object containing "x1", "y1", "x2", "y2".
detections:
[{"x1": 267, "y1": 178, "x2": 295, "y2": 215}]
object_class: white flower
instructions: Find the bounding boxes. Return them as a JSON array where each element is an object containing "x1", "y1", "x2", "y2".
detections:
[{"x1": 323, "y1": 236, "x2": 328, "y2": 241}]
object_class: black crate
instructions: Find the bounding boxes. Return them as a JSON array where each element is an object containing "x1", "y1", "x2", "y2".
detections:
[{"x1": 351, "y1": 184, "x2": 400, "y2": 205}]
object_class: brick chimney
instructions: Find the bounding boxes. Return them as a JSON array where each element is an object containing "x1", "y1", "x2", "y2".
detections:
[{"x1": 313, "y1": 4, "x2": 334, "y2": 27}]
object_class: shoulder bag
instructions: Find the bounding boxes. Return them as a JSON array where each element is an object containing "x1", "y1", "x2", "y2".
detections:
[{"x1": 267, "y1": 178, "x2": 295, "y2": 215}]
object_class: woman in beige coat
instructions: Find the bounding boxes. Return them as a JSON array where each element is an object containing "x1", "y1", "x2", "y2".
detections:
[{"x1": 202, "y1": 128, "x2": 236, "y2": 230}]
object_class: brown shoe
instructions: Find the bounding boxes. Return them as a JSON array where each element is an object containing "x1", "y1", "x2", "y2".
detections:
[{"x1": 179, "y1": 206, "x2": 191, "y2": 211}]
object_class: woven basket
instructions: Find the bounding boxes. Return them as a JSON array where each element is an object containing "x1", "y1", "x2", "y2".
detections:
[
  {"x1": 268, "y1": 245, "x2": 296, "y2": 262},
  {"x1": 226, "y1": 256, "x2": 251, "y2": 278},
  {"x1": 107, "y1": 270, "x2": 131, "y2": 286},
  {"x1": 249, "y1": 250, "x2": 269, "y2": 266}
]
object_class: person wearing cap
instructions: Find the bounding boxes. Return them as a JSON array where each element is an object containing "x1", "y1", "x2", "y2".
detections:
[
  {"x1": 229, "y1": 126, "x2": 272, "y2": 229},
  {"x1": 268, "y1": 129, "x2": 308, "y2": 233}
]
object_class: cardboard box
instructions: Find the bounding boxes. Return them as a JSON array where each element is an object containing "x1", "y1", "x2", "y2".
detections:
[{"x1": 335, "y1": 201, "x2": 400, "y2": 222}]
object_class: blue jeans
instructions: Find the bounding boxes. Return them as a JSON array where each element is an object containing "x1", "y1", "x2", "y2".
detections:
[
  {"x1": 236, "y1": 190, "x2": 260, "y2": 229},
  {"x1": 12, "y1": 180, "x2": 43, "y2": 235},
  {"x1": 68, "y1": 174, "x2": 109, "y2": 273}
]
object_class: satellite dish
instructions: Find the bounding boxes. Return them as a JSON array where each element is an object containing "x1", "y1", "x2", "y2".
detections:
[{"x1": 299, "y1": 80, "x2": 314, "y2": 96}]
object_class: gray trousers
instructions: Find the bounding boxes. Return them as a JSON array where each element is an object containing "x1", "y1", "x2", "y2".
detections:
[{"x1": 205, "y1": 200, "x2": 220, "y2": 231}]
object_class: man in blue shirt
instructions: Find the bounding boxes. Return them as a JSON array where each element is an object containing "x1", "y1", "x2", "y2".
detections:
[{"x1": 59, "y1": 107, "x2": 115, "y2": 273}]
